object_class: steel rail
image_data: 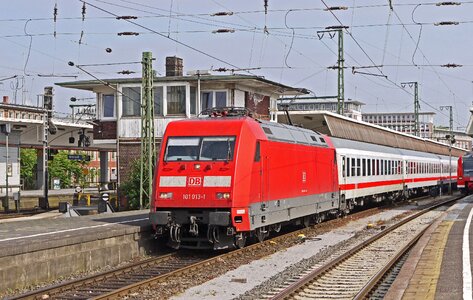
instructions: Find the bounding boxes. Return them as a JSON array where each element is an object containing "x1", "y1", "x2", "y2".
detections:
[
  {"x1": 270, "y1": 195, "x2": 462, "y2": 300},
  {"x1": 9, "y1": 253, "x2": 176, "y2": 300}
]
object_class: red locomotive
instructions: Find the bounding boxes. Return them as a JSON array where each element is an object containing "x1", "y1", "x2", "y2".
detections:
[
  {"x1": 150, "y1": 108, "x2": 457, "y2": 250},
  {"x1": 149, "y1": 108, "x2": 339, "y2": 249},
  {"x1": 458, "y1": 153, "x2": 473, "y2": 193}
]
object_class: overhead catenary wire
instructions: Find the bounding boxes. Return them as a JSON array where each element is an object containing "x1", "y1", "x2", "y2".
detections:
[{"x1": 80, "y1": 0, "x2": 250, "y2": 73}]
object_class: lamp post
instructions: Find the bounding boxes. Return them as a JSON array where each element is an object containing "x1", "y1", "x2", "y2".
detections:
[
  {"x1": 1, "y1": 124, "x2": 11, "y2": 212},
  {"x1": 187, "y1": 70, "x2": 210, "y2": 114},
  {"x1": 440, "y1": 105, "x2": 453, "y2": 195}
]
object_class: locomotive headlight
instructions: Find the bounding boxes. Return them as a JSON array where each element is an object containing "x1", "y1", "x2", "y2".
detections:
[
  {"x1": 216, "y1": 192, "x2": 231, "y2": 199},
  {"x1": 159, "y1": 192, "x2": 173, "y2": 199}
]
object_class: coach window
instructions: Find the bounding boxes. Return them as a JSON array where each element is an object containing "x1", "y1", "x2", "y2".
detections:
[
  {"x1": 367, "y1": 159, "x2": 371, "y2": 176},
  {"x1": 342, "y1": 157, "x2": 346, "y2": 177},
  {"x1": 357, "y1": 158, "x2": 361, "y2": 176},
  {"x1": 362, "y1": 159, "x2": 366, "y2": 176},
  {"x1": 376, "y1": 159, "x2": 380, "y2": 176},
  {"x1": 351, "y1": 158, "x2": 356, "y2": 177},
  {"x1": 346, "y1": 157, "x2": 350, "y2": 177},
  {"x1": 381, "y1": 160, "x2": 384, "y2": 175}
]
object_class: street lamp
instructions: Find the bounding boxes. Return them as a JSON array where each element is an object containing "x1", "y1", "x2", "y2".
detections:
[
  {"x1": 1, "y1": 124, "x2": 11, "y2": 212},
  {"x1": 187, "y1": 70, "x2": 210, "y2": 114}
]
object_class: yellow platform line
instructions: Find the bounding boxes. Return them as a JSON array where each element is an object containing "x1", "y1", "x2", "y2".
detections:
[{"x1": 401, "y1": 220, "x2": 454, "y2": 300}]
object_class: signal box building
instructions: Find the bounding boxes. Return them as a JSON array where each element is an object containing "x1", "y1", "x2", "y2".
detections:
[{"x1": 57, "y1": 56, "x2": 304, "y2": 184}]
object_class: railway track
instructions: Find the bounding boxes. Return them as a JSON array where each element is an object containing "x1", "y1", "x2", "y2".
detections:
[
  {"x1": 9, "y1": 252, "x2": 211, "y2": 300},
  {"x1": 265, "y1": 195, "x2": 462, "y2": 300},
  {"x1": 9, "y1": 205, "x2": 381, "y2": 300},
  {"x1": 9, "y1": 195, "x2": 444, "y2": 300}
]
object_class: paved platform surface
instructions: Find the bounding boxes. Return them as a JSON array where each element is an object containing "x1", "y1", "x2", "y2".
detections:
[
  {"x1": 386, "y1": 195, "x2": 473, "y2": 300},
  {"x1": 0, "y1": 209, "x2": 151, "y2": 257}
]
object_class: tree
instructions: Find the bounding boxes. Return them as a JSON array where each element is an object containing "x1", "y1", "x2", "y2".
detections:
[
  {"x1": 20, "y1": 148, "x2": 37, "y2": 189},
  {"x1": 120, "y1": 159, "x2": 142, "y2": 209},
  {"x1": 48, "y1": 151, "x2": 88, "y2": 188}
]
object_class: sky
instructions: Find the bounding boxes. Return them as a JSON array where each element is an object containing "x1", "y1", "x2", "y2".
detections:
[{"x1": 1, "y1": 0, "x2": 473, "y2": 130}]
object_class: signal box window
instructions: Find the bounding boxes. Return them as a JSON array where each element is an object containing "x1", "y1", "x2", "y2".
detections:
[
  {"x1": 154, "y1": 87, "x2": 163, "y2": 116},
  {"x1": 102, "y1": 94, "x2": 115, "y2": 118},
  {"x1": 122, "y1": 87, "x2": 141, "y2": 117},
  {"x1": 165, "y1": 136, "x2": 235, "y2": 162},
  {"x1": 167, "y1": 86, "x2": 186, "y2": 115},
  {"x1": 201, "y1": 91, "x2": 227, "y2": 112}
]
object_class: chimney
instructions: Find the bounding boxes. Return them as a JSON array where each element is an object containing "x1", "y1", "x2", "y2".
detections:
[
  {"x1": 2, "y1": 96, "x2": 8, "y2": 103},
  {"x1": 165, "y1": 56, "x2": 183, "y2": 76}
]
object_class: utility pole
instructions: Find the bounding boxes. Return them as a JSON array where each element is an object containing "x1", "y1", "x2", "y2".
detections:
[
  {"x1": 42, "y1": 87, "x2": 53, "y2": 209},
  {"x1": 337, "y1": 29, "x2": 345, "y2": 115},
  {"x1": 440, "y1": 105, "x2": 454, "y2": 195},
  {"x1": 139, "y1": 52, "x2": 155, "y2": 209},
  {"x1": 401, "y1": 81, "x2": 420, "y2": 136},
  {"x1": 318, "y1": 27, "x2": 345, "y2": 115}
]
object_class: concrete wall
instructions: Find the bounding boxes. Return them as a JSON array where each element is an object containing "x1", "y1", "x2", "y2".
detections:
[{"x1": 0, "y1": 225, "x2": 156, "y2": 291}]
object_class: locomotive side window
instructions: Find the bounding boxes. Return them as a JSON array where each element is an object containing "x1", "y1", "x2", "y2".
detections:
[
  {"x1": 165, "y1": 137, "x2": 200, "y2": 161},
  {"x1": 254, "y1": 141, "x2": 261, "y2": 162},
  {"x1": 200, "y1": 137, "x2": 236, "y2": 161}
]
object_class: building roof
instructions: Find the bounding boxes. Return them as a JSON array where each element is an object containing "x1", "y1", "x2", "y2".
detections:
[
  {"x1": 362, "y1": 111, "x2": 436, "y2": 116},
  {"x1": 56, "y1": 74, "x2": 307, "y2": 96},
  {"x1": 277, "y1": 110, "x2": 466, "y2": 157},
  {"x1": 278, "y1": 96, "x2": 365, "y2": 106}
]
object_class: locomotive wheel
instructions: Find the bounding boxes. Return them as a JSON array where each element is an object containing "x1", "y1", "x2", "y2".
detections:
[
  {"x1": 302, "y1": 216, "x2": 311, "y2": 228},
  {"x1": 255, "y1": 227, "x2": 268, "y2": 242},
  {"x1": 234, "y1": 233, "x2": 247, "y2": 249}
]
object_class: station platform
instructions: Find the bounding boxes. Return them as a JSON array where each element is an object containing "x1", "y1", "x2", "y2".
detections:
[
  {"x1": 386, "y1": 195, "x2": 473, "y2": 300},
  {"x1": 0, "y1": 209, "x2": 155, "y2": 292}
]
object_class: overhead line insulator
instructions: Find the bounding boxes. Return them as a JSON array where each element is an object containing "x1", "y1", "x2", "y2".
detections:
[
  {"x1": 117, "y1": 32, "x2": 140, "y2": 36},
  {"x1": 324, "y1": 6, "x2": 348, "y2": 11},
  {"x1": 434, "y1": 21, "x2": 459, "y2": 26},
  {"x1": 212, "y1": 29, "x2": 235, "y2": 34},
  {"x1": 211, "y1": 12, "x2": 234, "y2": 16},
  {"x1": 116, "y1": 16, "x2": 138, "y2": 20}
]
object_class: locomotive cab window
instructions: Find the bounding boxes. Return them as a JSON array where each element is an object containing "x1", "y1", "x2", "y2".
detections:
[
  {"x1": 164, "y1": 136, "x2": 236, "y2": 162},
  {"x1": 165, "y1": 137, "x2": 200, "y2": 161},
  {"x1": 200, "y1": 137, "x2": 235, "y2": 161}
]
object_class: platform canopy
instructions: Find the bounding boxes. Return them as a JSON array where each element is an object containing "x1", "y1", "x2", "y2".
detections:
[
  {"x1": 277, "y1": 110, "x2": 466, "y2": 157},
  {"x1": 0, "y1": 102, "x2": 96, "y2": 150}
]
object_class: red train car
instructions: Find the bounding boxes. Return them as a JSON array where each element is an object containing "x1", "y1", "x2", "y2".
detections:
[
  {"x1": 458, "y1": 153, "x2": 473, "y2": 193},
  {"x1": 149, "y1": 110, "x2": 340, "y2": 249}
]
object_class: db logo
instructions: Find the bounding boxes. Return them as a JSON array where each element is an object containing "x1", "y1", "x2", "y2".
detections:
[{"x1": 187, "y1": 177, "x2": 202, "y2": 187}]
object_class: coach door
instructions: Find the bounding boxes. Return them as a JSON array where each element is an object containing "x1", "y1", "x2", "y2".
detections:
[{"x1": 340, "y1": 155, "x2": 347, "y2": 210}]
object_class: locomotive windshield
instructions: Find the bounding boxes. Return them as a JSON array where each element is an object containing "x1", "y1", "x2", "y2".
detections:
[{"x1": 165, "y1": 136, "x2": 235, "y2": 162}]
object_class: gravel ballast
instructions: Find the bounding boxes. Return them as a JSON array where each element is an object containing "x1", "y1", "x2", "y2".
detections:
[{"x1": 172, "y1": 202, "x2": 426, "y2": 300}]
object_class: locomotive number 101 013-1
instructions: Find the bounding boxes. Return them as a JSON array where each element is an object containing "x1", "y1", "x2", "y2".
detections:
[{"x1": 183, "y1": 193, "x2": 206, "y2": 200}]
